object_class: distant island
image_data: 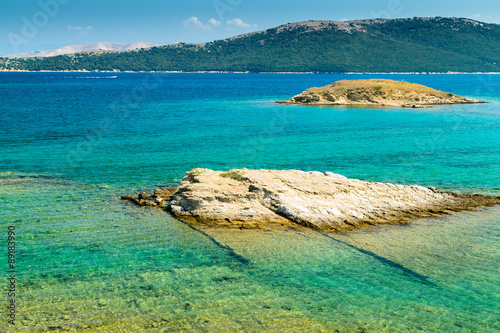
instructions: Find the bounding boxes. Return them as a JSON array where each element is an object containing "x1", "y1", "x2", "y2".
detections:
[
  {"x1": 277, "y1": 79, "x2": 483, "y2": 107},
  {"x1": 1, "y1": 17, "x2": 500, "y2": 73}
]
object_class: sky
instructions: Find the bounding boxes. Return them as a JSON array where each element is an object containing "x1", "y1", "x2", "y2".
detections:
[{"x1": 1, "y1": 0, "x2": 500, "y2": 56}]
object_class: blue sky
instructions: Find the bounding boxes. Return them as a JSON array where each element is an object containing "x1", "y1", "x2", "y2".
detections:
[{"x1": 1, "y1": 0, "x2": 499, "y2": 56}]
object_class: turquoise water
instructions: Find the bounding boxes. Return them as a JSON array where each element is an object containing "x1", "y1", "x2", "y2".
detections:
[{"x1": 1, "y1": 73, "x2": 499, "y2": 332}]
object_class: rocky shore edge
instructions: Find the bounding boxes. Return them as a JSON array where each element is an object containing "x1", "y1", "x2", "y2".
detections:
[{"x1": 121, "y1": 168, "x2": 500, "y2": 231}]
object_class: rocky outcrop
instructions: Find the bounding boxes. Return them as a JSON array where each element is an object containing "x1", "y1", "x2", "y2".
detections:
[
  {"x1": 277, "y1": 79, "x2": 484, "y2": 107},
  {"x1": 145, "y1": 168, "x2": 500, "y2": 231},
  {"x1": 121, "y1": 188, "x2": 176, "y2": 207}
]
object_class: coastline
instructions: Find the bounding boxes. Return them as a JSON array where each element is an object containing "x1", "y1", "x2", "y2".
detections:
[{"x1": 1, "y1": 69, "x2": 500, "y2": 74}]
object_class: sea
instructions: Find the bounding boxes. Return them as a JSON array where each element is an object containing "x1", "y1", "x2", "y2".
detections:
[{"x1": 1, "y1": 72, "x2": 499, "y2": 332}]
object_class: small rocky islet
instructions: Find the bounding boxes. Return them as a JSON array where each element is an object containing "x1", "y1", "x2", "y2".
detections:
[
  {"x1": 122, "y1": 168, "x2": 500, "y2": 231},
  {"x1": 276, "y1": 79, "x2": 484, "y2": 107}
]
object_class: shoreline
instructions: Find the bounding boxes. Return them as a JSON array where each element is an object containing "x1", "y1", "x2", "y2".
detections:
[{"x1": 1, "y1": 69, "x2": 500, "y2": 75}]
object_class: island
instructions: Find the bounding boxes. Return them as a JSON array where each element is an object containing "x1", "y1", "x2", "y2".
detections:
[
  {"x1": 122, "y1": 168, "x2": 500, "y2": 231},
  {"x1": 276, "y1": 79, "x2": 484, "y2": 107}
]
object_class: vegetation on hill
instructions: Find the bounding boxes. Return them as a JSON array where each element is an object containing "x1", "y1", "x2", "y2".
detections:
[{"x1": 1, "y1": 17, "x2": 500, "y2": 73}]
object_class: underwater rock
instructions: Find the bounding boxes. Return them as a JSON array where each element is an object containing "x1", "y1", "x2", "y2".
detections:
[{"x1": 121, "y1": 188, "x2": 177, "y2": 208}]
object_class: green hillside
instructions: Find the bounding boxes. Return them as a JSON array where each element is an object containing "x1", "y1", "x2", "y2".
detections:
[{"x1": 2, "y1": 17, "x2": 500, "y2": 72}]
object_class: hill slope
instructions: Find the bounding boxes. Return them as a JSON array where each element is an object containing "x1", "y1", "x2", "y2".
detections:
[{"x1": 1, "y1": 17, "x2": 500, "y2": 72}]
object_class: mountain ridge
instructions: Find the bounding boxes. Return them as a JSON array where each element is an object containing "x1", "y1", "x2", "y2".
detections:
[
  {"x1": 1, "y1": 17, "x2": 500, "y2": 72},
  {"x1": 4, "y1": 41, "x2": 157, "y2": 59}
]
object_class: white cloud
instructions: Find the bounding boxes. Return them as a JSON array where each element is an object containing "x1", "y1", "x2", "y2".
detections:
[
  {"x1": 472, "y1": 14, "x2": 481, "y2": 19},
  {"x1": 226, "y1": 18, "x2": 257, "y2": 29},
  {"x1": 68, "y1": 25, "x2": 92, "y2": 35},
  {"x1": 68, "y1": 25, "x2": 92, "y2": 31},
  {"x1": 208, "y1": 18, "x2": 221, "y2": 27},
  {"x1": 183, "y1": 17, "x2": 211, "y2": 30}
]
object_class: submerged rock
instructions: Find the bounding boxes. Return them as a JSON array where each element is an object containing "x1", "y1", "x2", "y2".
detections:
[
  {"x1": 121, "y1": 188, "x2": 177, "y2": 208},
  {"x1": 277, "y1": 79, "x2": 484, "y2": 107},
  {"x1": 166, "y1": 168, "x2": 499, "y2": 231},
  {"x1": 153, "y1": 188, "x2": 176, "y2": 201}
]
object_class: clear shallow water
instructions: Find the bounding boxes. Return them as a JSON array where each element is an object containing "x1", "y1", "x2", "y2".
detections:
[{"x1": 1, "y1": 73, "x2": 499, "y2": 332}]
